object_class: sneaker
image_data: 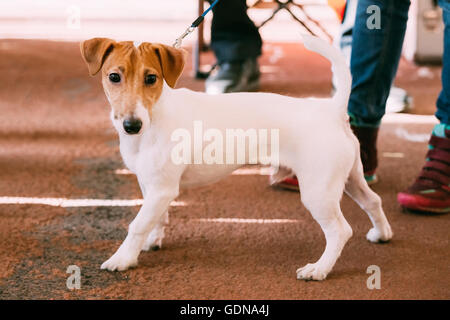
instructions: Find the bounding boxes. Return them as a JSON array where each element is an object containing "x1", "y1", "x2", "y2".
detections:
[
  {"x1": 385, "y1": 86, "x2": 413, "y2": 114},
  {"x1": 205, "y1": 58, "x2": 260, "y2": 94},
  {"x1": 397, "y1": 124, "x2": 450, "y2": 214},
  {"x1": 351, "y1": 125, "x2": 379, "y2": 185}
]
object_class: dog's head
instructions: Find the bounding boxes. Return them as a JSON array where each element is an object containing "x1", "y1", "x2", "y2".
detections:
[{"x1": 80, "y1": 38, "x2": 185, "y2": 135}]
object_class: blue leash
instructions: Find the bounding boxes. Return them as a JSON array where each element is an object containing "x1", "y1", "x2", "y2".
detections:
[
  {"x1": 200, "y1": 0, "x2": 220, "y2": 19},
  {"x1": 173, "y1": 0, "x2": 220, "y2": 48}
]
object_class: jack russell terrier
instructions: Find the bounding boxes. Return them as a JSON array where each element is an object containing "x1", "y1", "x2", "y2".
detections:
[{"x1": 80, "y1": 35, "x2": 392, "y2": 281}]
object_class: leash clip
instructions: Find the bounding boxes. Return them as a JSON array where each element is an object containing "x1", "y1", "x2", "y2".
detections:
[
  {"x1": 173, "y1": 26, "x2": 195, "y2": 49},
  {"x1": 172, "y1": 0, "x2": 220, "y2": 48}
]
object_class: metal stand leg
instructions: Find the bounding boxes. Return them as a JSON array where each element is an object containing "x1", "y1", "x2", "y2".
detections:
[{"x1": 193, "y1": 0, "x2": 204, "y2": 78}]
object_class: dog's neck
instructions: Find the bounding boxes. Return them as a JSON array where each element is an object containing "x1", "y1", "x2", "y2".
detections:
[{"x1": 152, "y1": 81, "x2": 172, "y2": 114}]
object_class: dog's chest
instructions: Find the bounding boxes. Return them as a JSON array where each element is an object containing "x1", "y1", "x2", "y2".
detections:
[{"x1": 118, "y1": 134, "x2": 142, "y2": 173}]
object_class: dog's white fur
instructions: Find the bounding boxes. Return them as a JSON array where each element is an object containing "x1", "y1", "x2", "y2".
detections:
[{"x1": 100, "y1": 36, "x2": 393, "y2": 280}]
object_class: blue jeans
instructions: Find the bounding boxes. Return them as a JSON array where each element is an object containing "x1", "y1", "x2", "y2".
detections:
[{"x1": 349, "y1": 0, "x2": 450, "y2": 127}]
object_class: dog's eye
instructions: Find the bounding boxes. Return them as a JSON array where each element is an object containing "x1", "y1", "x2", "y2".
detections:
[
  {"x1": 109, "y1": 73, "x2": 121, "y2": 83},
  {"x1": 145, "y1": 74, "x2": 157, "y2": 85}
]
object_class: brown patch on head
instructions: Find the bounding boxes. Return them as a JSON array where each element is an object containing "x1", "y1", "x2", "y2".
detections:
[
  {"x1": 140, "y1": 43, "x2": 186, "y2": 88},
  {"x1": 80, "y1": 38, "x2": 115, "y2": 76},
  {"x1": 80, "y1": 38, "x2": 186, "y2": 120}
]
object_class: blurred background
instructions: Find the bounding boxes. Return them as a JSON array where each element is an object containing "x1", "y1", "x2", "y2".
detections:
[{"x1": 0, "y1": 0, "x2": 448, "y2": 300}]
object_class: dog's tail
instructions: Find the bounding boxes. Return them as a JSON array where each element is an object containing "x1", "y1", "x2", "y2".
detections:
[{"x1": 301, "y1": 34, "x2": 352, "y2": 111}]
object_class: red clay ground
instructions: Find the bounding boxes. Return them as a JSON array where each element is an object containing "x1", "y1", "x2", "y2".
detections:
[{"x1": 0, "y1": 39, "x2": 448, "y2": 299}]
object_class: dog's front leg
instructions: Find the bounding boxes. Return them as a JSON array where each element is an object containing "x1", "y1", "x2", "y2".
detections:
[
  {"x1": 141, "y1": 210, "x2": 169, "y2": 251},
  {"x1": 101, "y1": 182, "x2": 179, "y2": 271},
  {"x1": 138, "y1": 180, "x2": 169, "y2": 251}
]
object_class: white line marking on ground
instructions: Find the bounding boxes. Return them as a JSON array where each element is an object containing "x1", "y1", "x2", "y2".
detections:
[
  {"x1": 115, "y1": 168, "x2": 133, "y2": 175},
  {"x1": 382, "y1": 114, "x2": 438, "y2": 124},
  {"x1": 269, "y1": 46, "x2": 284, "y2": 64},
  {"x1": 260, "y1": 65, "x2": 279, "y2": 73},
  {"x1": 0, "y1": 197, "x2": 185, "y2": 207},
  {"x1": 417, "y1": 67, "x2": 434, "y2": 79},
  {"x1": 382, "y1": 152, "x2": 404, "y2": 158},
  {"x1": 196, "y1": 218, "x2": 299, "y2": 224},
  {"x1": 231, "y1": 167, "x2": 273, "y2": 175},
  {"x1": 394, "y1": 127, "x2": 430, "y2": 142}
]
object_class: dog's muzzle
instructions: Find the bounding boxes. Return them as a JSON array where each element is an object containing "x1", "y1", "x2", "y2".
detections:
[{"x1": 123, "y1": 117, "x2": 142, "y2": 135}]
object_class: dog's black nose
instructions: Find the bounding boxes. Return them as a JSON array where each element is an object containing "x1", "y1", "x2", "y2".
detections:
[{"x1": 123, "y1": 118, "x2": 142, "y2": 134}]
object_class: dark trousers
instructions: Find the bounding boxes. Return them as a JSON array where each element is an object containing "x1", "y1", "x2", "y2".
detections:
[{"x1": 209, "y1": 0, "x2": 262, "y2": 63}]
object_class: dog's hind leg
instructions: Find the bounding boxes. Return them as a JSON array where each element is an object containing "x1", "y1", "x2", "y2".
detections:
[
  {"x1": 269, "y1": 166, "x2": 293, "y2": 186},
  {"x1": 141, "y1": 210, "x2": 168, "y2": 251},
  {"x1": 296, "y1": 178, "x2": 353, "y2": 281},
  {"x1": 344, "y1": 158, "x2": 393, "y2": 243}
]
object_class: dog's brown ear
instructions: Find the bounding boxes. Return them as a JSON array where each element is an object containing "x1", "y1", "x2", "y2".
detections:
[
  {"x1": 152, "y1": 44, "x2": 186, "y2": 88},
  {"x1": 80, "y1": 38, "x2": 115, "y2": 76}
]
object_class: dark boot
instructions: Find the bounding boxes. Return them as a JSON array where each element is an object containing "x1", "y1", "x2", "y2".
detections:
[{"x1": 351, "y1": 125, "x2": 379, "y2": 184}]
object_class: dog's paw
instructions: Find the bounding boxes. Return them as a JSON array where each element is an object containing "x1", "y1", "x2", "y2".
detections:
[
  {"x1": 366, "y1": 225, "x2": 393, "y2": 243},
  {"x1": 141, "y1": 228, "x2": 164, "y2": 251},
  {"x1": 296, "y1": 263, "x2": 328, "y2": 281},
  {"x1": 100, "y1": 250, "x2": 138, "y2": 272}
]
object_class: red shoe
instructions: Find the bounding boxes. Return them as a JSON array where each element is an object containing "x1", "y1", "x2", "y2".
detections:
[
  {"x1": 397, "y1": 128, "x2": 450, "y2": 214},
  {"x1": 272, "y1": 176, "x2": 299, "y2": 192}
]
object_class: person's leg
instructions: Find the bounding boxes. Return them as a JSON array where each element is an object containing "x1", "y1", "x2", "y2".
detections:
[
  {"x1": 206, "y1": 0, "x2": 262, "y2": 94},
  {"x1": 398, "y1": 0, "x2": 450, "y2": 214},
  {"x1": 348, "y1": 0, "x2": 410, "y2": 182},
  {"x1": 336, "y1": 0, "x2": 412, "y2": 115},
  {"x1": 436, "y1": 1, "x2": 450, "y2": 125},
  {"x1": 349, "y1": 0, "x2": 410, "y2": 126},
  {"x1": 210, "y1": 0, "x2": 262, "y2": 63}
]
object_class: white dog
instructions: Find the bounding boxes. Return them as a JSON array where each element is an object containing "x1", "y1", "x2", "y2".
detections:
[{"x1": 80, "y1": 35, "x2": 393, "y2": 280}]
